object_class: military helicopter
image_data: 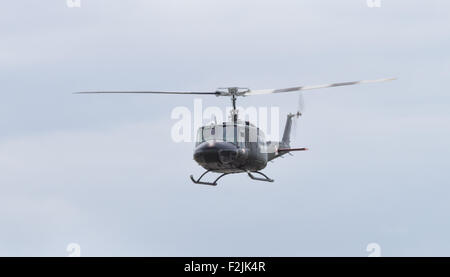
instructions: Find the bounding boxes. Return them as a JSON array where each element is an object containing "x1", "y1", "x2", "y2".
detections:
[{"x1": 77, "y1": 77, "x2": 395, "y2": 186}]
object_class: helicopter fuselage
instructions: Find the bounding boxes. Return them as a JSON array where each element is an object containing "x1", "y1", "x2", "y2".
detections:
[
  {"x1": 192, "y1": 120, "x2": 283, "y2": 174},
  {"x1": 194, "y1": 140, "x2": 268, "y2": 173},
  {"x1": 189, "y1": 113, "x2": 306, "y2": 185}
]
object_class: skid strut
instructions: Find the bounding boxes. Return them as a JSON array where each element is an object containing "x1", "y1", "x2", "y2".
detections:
[
  {"x1": 190, "y1": 170, "x2": 230, "y2": 186},
  {"x1": 247, "y1": 171, "x2": 274, "y2": 182}
]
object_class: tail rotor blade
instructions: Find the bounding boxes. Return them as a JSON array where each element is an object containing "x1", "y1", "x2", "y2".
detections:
[
  {"x1": 291, "y1": 92, "x2": 304, "y2": 142},
  {"x1": 298, "y1": 91, "x2": 305, "y2": 115}
]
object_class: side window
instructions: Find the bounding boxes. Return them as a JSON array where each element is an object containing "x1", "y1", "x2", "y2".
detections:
[
  {"x1": 248, "y1": 127, "x2": 258, "y2": 143},
  {"x1": 237, "y1": 126, "x2": 245, "y2": 147},
  {"x1": 258, "y1": 131, "x2": 265, "y2": 144},
  {"x1": 258, "y1": 130, "x2": 267, "y2": 153}
]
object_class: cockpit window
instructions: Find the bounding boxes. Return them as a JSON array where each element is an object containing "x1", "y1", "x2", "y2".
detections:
[
  {"x1": 225, "y1": 125, "x2": 235, "y2": 143},
  {"x1": 196, "y1": 124, "x2": 245, "y2": 146},
  {"x1": 196, "y1": 123, "x2": 265, "y2": 147},
  {"x1": 201, "y1": 125, "x2": 224, "y2": 142}
]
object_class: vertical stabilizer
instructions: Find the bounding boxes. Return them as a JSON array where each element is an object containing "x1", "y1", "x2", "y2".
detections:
[{"x1": 281, "y1": 113, "x2": 300, "y2": 147}]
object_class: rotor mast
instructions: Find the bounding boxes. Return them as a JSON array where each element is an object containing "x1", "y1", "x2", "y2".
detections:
[
  {"x1": 229, "y1": 87, "x2": 238, "y2": 123},
  {"x1": 219, "y1": 87, "x2": 249, "y2": 124}
]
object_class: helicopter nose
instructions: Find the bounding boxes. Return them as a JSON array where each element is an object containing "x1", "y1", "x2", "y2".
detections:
[{"x1": 194, "y1": 141, "x2": 238, "y2": 164}]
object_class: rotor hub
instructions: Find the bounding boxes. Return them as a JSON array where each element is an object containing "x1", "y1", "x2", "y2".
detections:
[{"x1": 215, "y1": 87, "x2": 250, "y2": 96}]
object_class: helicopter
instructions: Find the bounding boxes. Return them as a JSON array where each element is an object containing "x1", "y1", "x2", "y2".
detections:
[{"x1": 77, "y1": 77, "x2": 395, "y2": 186}]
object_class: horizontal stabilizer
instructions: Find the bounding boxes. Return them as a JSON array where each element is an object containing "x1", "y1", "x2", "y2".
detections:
[{"x1": 278, "y1": 147, "x2": 309, "y2": 153}]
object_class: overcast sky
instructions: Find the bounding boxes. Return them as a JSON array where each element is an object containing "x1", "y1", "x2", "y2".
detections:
[{"x1": 0, "y1": 0, "x2": 449, "y2": 256}]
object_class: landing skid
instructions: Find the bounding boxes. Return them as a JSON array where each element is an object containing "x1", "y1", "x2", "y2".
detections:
[{"x1": 190, "y1": 170, "x2": 274, "y2": 186}]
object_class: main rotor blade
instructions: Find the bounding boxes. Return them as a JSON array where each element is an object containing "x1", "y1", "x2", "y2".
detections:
[
  {"x1": 245, "y1": 77, "x2": 396, "y2": 95},
  {"x1": 74, "y1": 91, "x2": 218, "y2": 95}
]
